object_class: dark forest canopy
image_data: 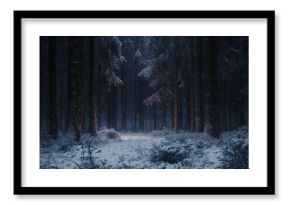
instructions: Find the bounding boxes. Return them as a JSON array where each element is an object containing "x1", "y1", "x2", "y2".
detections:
[{"x1": 40, "y1": 36, "x2": 248, "y2": 141}]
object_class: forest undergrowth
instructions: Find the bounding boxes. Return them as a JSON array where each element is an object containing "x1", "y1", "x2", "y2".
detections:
[{"x1": 40, "y1": 127, "x2": 248, "y2": 169}]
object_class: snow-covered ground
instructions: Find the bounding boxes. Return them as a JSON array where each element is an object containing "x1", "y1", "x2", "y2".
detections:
[{"x1": 40, "y1": 127, "x2": 248, "y2": 169}]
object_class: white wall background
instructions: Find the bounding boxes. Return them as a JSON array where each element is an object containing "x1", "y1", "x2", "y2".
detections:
[{"x1": 0, "y1": 0, "x2": 287, "y2": 204}]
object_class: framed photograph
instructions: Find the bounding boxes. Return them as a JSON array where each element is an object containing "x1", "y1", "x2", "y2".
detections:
[{"x1": 14, "y1": 10, "x2": 275, "y2": 195}]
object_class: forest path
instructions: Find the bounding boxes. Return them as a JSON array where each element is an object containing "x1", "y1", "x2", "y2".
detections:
[{"x1": 119, "y1": 132, "x2": 163, "y2": 141}]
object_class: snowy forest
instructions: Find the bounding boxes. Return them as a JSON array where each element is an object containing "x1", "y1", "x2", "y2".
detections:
[{"x1": 40, "y1": 36, "x2": 249, "y2": 169}]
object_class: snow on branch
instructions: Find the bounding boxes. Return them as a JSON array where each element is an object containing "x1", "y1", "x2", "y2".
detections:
[
  {"x1": 112, "y1": 55, "x2": 127, "y2": 70},
  {"x1": 143, "y1": 93, "x2": 161, "y2": 106},
  {"x1": 119, "y1": 55, "x2": 127, "y2": 63},
  {"x1": 138, "y1": 66, "x2": 153, "y2": 79},
  {"x1": 113, "y1": 74, "x2": 124, "y2": 86},
  {"x1": 134, "y1": 49, "x2": 142, "y2": 61},
  {"x1": 105, "y1": 70, "x2": 124, "y2": 87}
]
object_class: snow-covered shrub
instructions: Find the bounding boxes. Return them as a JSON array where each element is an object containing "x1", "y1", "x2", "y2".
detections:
[
  {"x1": 192, "y1": 149, "x2": 204, "y2": 158},
  {"x1": 40, "y1": 152, "x2": 59, "y2": 169},
  {"x1": 181, "y1": 158, "x2": 193, "y2": 167},
  {"x1": 195, "y1": 140, "x2": 211, "y2": 149},
  {"x1": 81, "y1": 134, "x2": 99, "y2": 146},
  {"x1": 40, "y1": 135, "x2": 54, "y2": 149},
  {"x1": 70, "y1": 158, "x2": 108, "y2": 169},
  {"x1": 40, "y1": 134, "x2": 74, "y2": 153},
  {"x1": 106, "y1": 128, "x2": 121, "y2": 139},
  {"x1": 56, "y1": 135, "x2": 75, "y2": 152},
  {"x1": 98, "y1": 128, "x2": 121, "y2": 140},
  {"x1": 166, "y1": 133, "x2": 194, "y2": 144},
  {"x1": 151, "y1": 129, "x2": 171, "y2": 137},
  {"x1": 150, "y1": 143, "x2": 191, "y2": 164},
  {"x1": 76, "y1": 134, "x2": 114, "y2": 169},
  {"x1": 78, "y1": 134, "x2": 100, "y2": 168},
  {"x1": 116, "y1": 154, "x2": 134, "y2": 169},
  {"x1": 94, "y1": 159, "x2": 109, "y2": 169},
  {"x1": 221, "y1": 137, "x2": 248, "y2": 169}
]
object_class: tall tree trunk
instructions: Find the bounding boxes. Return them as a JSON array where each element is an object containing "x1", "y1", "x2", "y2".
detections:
[
  {"x1": 58, "y1": 37, "x2": 69, "y2": 135},
  {"x1": 139, "y1": 79, "x2": 144, "y2": 131},
  {"x1": 69, "y1": 37, "x2": 83, "y2": 142},
  {"x1": 107, "y1": 90, "x2": 112, "y2": 129},
  {"x1": 121, "y1": 63, "x2": 127, "y2": 131},
  {"x1": 97, "y1": 63, "x2": 102, "y2": 129},
  {"x1": 40, "y1": 37, "x2": 49, "y2": 139},
  {"x1": 187, "y1": 55, "x2": 194, "y2": 132},
  {"x1": 173, "y1": 91, "x2": 178, "y2": 132},
  {"x1": 107, "y1": 85, "x2": 117, "y2": 129},
  {"x1": 48, "y1": 37, "x2": 59, "y2": 139},
  {"x1": 193, "y1": 37, "x2": 200, "y2": 132},
  {"x1": 64, "y1": 39, "x2": 71, "y2": 134},
  {"x1": 173, "y1": 61, "x2": 180, "y2": 132},
  {"x1": 162, "y1": 99, "x2": 167, "y2": 129},
  {"x1": 153, "y1": 103, "x2": 157, "y2": 130},
  {"x1": 80, "y1": 41, "x2": 87, "y2": 133},
  {"x1": 186, "y1": 68, "x2": 191, "y2": 131},
  {"x1": 197, "y1": 37, "x2": 204, "y2": 132},
  {"x1": 229, "y1": 78, "x2": 232, "y2": 130},
  {"x1": 134, "y1": 67, "x2": 138, "y2": 131},
  {"x1": 178, "y1": 87, "x2": 183, "y2": 130},
  {"x1": 206, "y1": 37, "x2": 221, "y2": 138},
  {"x1": 112, "y1": 86, "x2": 117, "y2": 129},
  {"x1": 89, "y1": 37, "x2": 98, "y2": 137},
  {"x1": 236, "y1": 37, "x2": 248, "y2": 128}
]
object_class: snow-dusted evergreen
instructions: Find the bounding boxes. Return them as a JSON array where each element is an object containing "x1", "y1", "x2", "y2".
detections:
[{"x1": 40, "y1": 36, "x2": 249, "y2": 169}]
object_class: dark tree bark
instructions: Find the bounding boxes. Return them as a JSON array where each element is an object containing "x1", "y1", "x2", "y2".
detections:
[
  {"x1": 58, "y1": 37, "x2": 70, "y2": 135},
  {"x1": 178, "y1": 86, "x2": 183, "y2": 130},
  {"x1": 134, "y1": 65, "x2": 138, "y2": 131},
  {"x1": 40, "y1": 37, "x2": 49, "y2": 138},
  {"x1": 193, "y1": 37, "x2": 201, "y2": 132},
  {"x1": 236, "y1": 37, "x2": 248, "y2": 128},
  {"x1": 69, "y1": 37, "x2": 83, "y2": 142},
  {"x1": 138, "y1": 79, "x2": 144, "y2": 131},
  {"x1": 121, "y1": 63, "x2": 127, "y2": 131},
  {"x1": 186, "y1": 41, "x2": 195, "y2": 132},
  {"x1": 153, "y1": 103, "x2": 157, "y2": 130},
  {"x1": 173, "y1": 58, "x2": 181, "y2": 132},
  {"x1": 197, "y1": 37, "x2": 205, "y2": 132},
  {"x1": 64, "y1": 39, "x2": 71, "y2": 135},
  {"x1": 89, "y1": 37, "x2": 98, "y2": 137},
  {"x1": 205, "y1": 37, "x2": 221, "y2": 138},
  {"x1": 162, "y1": 99, "x2": 167, "y2": 129},
  {"x1": 97, "y1": 62, "x2": 102, "y2": 129},
  {"x1": 107, "y1": 85, "x2": 117, "y2": 129},
  {"x1": 80, "y1": 40, "x2": 88, "y2": 133},
  {"x1": 173, "y1": 89, "x2": 178, "y2": 132},
  {"x1": 48, "y1": 37, "x2": 59, "y2": 139}
]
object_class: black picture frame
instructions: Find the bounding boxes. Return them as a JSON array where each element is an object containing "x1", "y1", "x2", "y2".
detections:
[{"x1": 14, "y1": 10, "x2": 275, "y2": 195}]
